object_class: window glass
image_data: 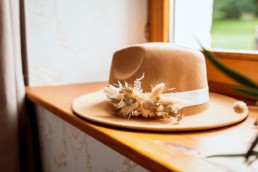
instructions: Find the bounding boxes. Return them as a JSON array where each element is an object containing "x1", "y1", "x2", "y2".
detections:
[
  {"x1": 169, "y1": 0, "x2": 258, "y2": 51},
  {"x1": 169, "y1": 0, "x2": 213, "y2": 49}
]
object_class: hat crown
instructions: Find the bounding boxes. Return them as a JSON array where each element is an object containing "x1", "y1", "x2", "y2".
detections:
[
  {"x1": 109, "y1": 43, "x2": 208, "y2": 92},
  {"x1": 72, "y1": 43, "x2": 248, "y2": 131}
]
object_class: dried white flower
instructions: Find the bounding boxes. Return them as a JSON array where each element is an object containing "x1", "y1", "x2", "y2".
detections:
[
  {"x1": 132, "y1": 110, "x2": 140, "y2": 116},
  {"x1": 156, "y1": 104, "x2": 165, "y2": 111},
  {"x1": 117, "y1": 100, "x2": 126, "y2": 109},
  {"x1": 120, "y1": 102, "x2": 139, "y2": 116},
  {"x1": 103, "y1": 74, "x2": 184, "y2": 122},
  {"x1": 149, "y1": 83, "x2": 165, "y2": 102},
  {"x1": 117, "y1": 81, "x2": 123, "y2": 88},
  {"x1": 103, "y1": 85, "x2": 120, "y2": 98},
  {"x1": 142, "y1": 100, "x2": 154, "y2": 110},
  {"x1": 156, "y1": 112, "x2": 164, "y2": 116}
]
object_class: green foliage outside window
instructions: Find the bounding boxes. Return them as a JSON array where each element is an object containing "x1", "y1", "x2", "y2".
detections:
[
  {"x1": 213, "y1": 0, "x2": 258, "y2": 20},
  {"x1": 212, "y1": 0, "x2": 258, "y2": 50}
]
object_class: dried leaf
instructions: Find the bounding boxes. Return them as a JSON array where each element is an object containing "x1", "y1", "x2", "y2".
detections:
[
  {"x1": 149, "y1": 83, "x2": 165, "y2": 101},
  {"x1": 109, "y1": 98, "x2": 121, "y2": 104},
  {"x1": 134, "y1": 73, "x2": 145, "y2": 93},
  {"x1": 124, "y1": 97, "x2": 136, "y2": 106}
]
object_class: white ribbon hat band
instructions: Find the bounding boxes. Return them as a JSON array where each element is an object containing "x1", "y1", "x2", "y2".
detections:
[{"x1": 162, "y1": 87, "x2": 209, "y2": 108}]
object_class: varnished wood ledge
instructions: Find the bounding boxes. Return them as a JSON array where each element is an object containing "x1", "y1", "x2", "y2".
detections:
[{"x1": 26, "y1": 83, "x2": 258, "y2": 171}]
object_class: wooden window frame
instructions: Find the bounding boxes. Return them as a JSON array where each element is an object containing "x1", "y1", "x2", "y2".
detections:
[
  {"x1": 148, "y1": 0, "x2": 258, "y2": 103},
  {"x1": 148, "y1": 0, "x2": 169, "y2": 42}
]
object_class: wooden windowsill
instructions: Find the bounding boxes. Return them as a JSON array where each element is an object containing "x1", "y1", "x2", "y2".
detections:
[{"x1": 26, "y1": 83, "x2": 258, "y2": 171}]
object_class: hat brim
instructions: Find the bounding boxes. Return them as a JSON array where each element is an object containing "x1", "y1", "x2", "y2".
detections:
[{"x1": 72, "y1": 91, "x2": 248, "y2": 131}]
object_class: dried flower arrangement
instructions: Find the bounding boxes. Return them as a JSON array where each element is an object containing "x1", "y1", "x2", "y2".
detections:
[{"x1": 104, "y1": 74, "x2": 183, "y2": 122}]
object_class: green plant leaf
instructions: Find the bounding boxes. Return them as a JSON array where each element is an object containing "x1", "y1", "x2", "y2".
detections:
[
  {"x1": 207, "y1": 153, "x2": 246, "y2": 158},
  {"x1": 199, "y1": 45, "x2": 258, "y2": 165},
  {"x1": 246, "y1": 134, "x2": 258, "y2": 162},
  {"x1": 230, "y1": 85, "x2": 258, "y2": 99},
  {"x1": 201, "y1": 48, "x2": 258, "y2": 89},
  {"x1": 206, "y1": 151, "x2": 258, "y2": 158}
]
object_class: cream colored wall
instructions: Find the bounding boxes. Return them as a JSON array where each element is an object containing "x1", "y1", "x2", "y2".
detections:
[
  {"x1": 25, "y1": 0, "x2": 148, "y2": 171},
  {"x1": 37, "y1": 106, "x2": 147, "y2": 172},
  {"x1": 26, "y1": 0, "x2": 147, "y2": 86}
]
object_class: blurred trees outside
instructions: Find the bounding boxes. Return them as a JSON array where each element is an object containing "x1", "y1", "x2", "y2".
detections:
[
  {"x1": 211, "y1": 0, "x2": 258, "y2": 50},
  {"x1": 213, "y1": 0, "x2": 258, "y2": 20}
]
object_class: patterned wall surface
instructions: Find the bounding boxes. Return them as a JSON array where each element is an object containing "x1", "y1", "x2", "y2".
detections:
[
  {"x1": 36, "y1": 107, "x2": 147, "y2": 172},
  {"x1": 25, "y1": 0, "x2": 148, "y2": 171},
  {"x1": 25, "y1": 0, "x2": 147, "y2": 86}
]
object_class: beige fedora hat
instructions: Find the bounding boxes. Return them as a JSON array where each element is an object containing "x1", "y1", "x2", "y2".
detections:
[{"x1": 72, "y1": 43, "x2": 248, "y2": 131}]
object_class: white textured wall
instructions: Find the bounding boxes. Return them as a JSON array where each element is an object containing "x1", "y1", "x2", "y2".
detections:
[
  {"x1": 37, "y1": 107, "x2": 147, "y2": 172},
  {"x1": 26, "y1": 0, "x2": 147, "y2": 86},
  {"x1": 25, "y1": 0, "x2": 148, "y2": 171}
]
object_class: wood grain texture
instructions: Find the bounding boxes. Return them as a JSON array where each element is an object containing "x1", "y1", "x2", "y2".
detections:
[
  {"x1": 206, "y1": 51, "x2": 258, "y2": 85},
  {"x1": 148, "y1": 0, "x2": 169, "y2": 42},
  {"x1": 206, "y1": 51, "x2": 258, "y2": 101},
  {"x1": 26, "y1": 83, "x2": 258, "y2": 171}
]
